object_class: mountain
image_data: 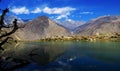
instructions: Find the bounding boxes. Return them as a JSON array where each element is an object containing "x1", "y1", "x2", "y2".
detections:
[
  {"x1": 74, "y1": 16, "x2": 120, "y2": 36},
  {"x1": 13, "y1": 16, "x2": 71, "y2": 41},
  {"x1": 55, "y1": 20, "x2": 85, "y2": 31}
]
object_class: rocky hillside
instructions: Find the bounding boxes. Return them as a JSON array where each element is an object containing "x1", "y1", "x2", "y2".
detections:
[
  {"x1": 13, "y1": 16, "x2": 71, "y2": 41},
  {"x1": 74, "y1": 16, "x2": 120, "y2": 36}
]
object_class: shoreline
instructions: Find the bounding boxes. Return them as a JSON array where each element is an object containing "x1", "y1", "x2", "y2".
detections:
[{"x1": 16, "y1": 35, "x2": 120, "y2": 42}]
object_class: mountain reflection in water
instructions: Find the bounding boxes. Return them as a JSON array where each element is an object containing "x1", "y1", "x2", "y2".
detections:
[{"x1": 0, "y1": 41, "x2": 120, "y2": 71}]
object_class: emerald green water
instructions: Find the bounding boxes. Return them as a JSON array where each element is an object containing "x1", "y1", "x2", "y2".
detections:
[{"x1": 1, "y1": 41, "x2": 120, "y2": 71}]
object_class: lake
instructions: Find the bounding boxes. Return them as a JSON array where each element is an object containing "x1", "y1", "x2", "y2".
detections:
[{"x1": 1, "y1": 41, "x2": 120, "y2": 71}]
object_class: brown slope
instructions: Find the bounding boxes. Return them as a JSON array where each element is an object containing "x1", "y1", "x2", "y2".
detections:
[
  {"x1": 13, "y1": 16, "x2": 71, "y2": 41},
  {"x1": 75, "y1": 16, "x2": 120, "y2": 36}
]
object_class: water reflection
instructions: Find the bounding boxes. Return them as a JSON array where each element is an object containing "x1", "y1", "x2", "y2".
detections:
[
  {"x1": 0, "y1": 41, "x2": 70, "y2": 70},
  {"x1": 0, "y1": 41, "x2": 120, "y2": 71}
]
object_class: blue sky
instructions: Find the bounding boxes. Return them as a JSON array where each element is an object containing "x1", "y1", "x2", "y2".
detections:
[{"x1": 0, "y1": 0, "x2": 120, "y2": 21}]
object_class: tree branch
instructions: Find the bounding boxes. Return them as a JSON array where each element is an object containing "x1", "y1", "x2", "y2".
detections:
[
  {"x1": 0, "y1": 8, "x2": 9, "y2": 30},
  {"x1": 0, "y1": 19, "x2": 19, "y2": 38}
]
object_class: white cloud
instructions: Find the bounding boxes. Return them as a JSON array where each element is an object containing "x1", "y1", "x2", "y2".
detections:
[
  {"x1": 43, "y1": 7, "x2": 76, "y2": 14},
  {"x1": 56, "y1": 13, "x2": 70, "y2": 19},
  {"x1": 11, "y1": 7, "x2": 30, "y2": 14},
  {"x1": 56, "y1": 15, "x2": 67, "y2": 19},
  {"x1": 67, "y1": 19, "x2": 73, "y2": 22},
  {"x1": 43, "y1": 7, "x2": 76, "y2": 20},
  {"x1": 43, "y1": 7, "x2": 76, "y2": 19},
  {"x1": 79, "y1": 12, "x2": 94, "y2": 14},
  {"x1": 11, "y1": 6, "x2": 76, "y2": 20},
  {"x1": 31, "y1": 7, "x2": 41, "y2": 13}
]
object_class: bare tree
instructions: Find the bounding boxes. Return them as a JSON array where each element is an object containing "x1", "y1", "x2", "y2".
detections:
[
  {"x1": 0, "y1": 8, "x2": 20, "y2": 50},
  {"x1": 0, "y1": 1, "x2": 31, "y2": 70}
]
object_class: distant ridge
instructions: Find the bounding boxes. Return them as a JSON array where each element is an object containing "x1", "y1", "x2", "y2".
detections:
[
  {"x1": 74, "y1": 16, "x2": 120, "y2": 36},
  {"x1": 55, "y1": 20, "x2": 85, "y2": 31}
]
